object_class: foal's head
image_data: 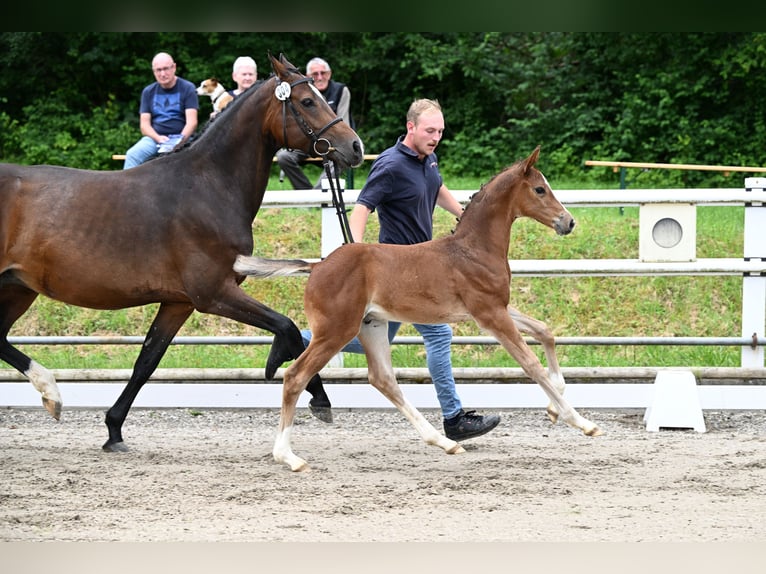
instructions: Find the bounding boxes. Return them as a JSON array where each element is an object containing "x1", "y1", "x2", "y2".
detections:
[{"x1": 463, "y1": 146, "x2": 575, "y2": 236}]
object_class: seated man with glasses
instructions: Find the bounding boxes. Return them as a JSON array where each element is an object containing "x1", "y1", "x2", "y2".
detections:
[
  {"x1": 275, "y1": 57, "x2": 353, "y2": 189},
  {"x1": 123, "y1": 52, "x2": 199, "y2": 169}
]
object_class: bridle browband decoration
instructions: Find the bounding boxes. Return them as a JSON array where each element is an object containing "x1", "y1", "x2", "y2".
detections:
[{"x1": 274, "y1": 76, "x2": 353, "y2": 244}]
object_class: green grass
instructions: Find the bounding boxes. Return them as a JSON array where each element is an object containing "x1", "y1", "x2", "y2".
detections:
[{"x1": 6, "y1": 167, "x2": 748, "y2": 372}]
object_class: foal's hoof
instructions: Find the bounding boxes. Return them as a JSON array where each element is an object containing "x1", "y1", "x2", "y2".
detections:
[
  {"x1": 102, "y1": 440, "x2": 130, "y2": 453},
  {"x1": 585, "y1": 425, "x2": 604, "y2": 437},
  {"x1": 309, "y1": 401, "x2": 333, "y2": 424},
  {"x1": 42, "y1": 397, "x2": 62, "y2": 421},
  {"x1": 546, "y1": 407, "x2": 559, "y2": 425}
]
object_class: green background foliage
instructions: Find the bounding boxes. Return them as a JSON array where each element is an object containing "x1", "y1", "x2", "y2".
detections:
[
  {"x1": 2, "y1": 32, "x2": 765, "y2": 183},
  {"x1": 0, "y1": 32, "x2": 759, "y2": 371}
]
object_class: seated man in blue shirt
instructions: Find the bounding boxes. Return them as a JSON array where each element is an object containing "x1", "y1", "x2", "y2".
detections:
[{"x1": 123, "y1": 52, "x2": 199, "y2": 169}]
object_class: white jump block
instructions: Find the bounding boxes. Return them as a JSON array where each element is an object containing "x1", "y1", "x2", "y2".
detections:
[{"x1": 644, "y1": 370, "x2": 706, "y2": 432}]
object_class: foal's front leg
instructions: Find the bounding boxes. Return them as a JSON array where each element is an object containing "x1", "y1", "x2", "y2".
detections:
[
  {"x1": 509, "y1": 306, "x2": 565, "y2": 424},
  {"x1": 358, "y1": 319, "x2": 465, "y2": 455},
  {"x1": 480, "y1": 310, "x2": 602, "y2": 437}
]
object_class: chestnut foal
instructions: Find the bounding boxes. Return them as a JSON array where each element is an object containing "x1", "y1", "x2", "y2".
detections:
[{"x1": 236, "y1": 147, "x2": 602, "y2": 471}]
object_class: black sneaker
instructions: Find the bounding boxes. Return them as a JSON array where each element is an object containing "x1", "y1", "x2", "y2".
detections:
[{"x1": 443, "y1": 409, "x2": 501, "y2": 441}]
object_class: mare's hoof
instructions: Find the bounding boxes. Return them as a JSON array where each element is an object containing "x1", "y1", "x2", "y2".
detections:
[
  {"x1": 308, "y1": 402, "x2": 333, "y2": 424},
  {"x1": 585, "y1": 426, "x2": 604, "y2": 437},
  {"x1": 102, "y1": 440, "x2": 129, "y2": 453},
  {"x1": 265, "y1": 343, "x2": 294, "y2": 380},
  {"x1": 42, "y1": 398, "x2": 62, "y2": 421}
]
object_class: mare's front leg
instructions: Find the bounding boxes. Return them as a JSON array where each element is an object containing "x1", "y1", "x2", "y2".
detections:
[
  {"x1": 0, "y1": 286, "x2": 62, "y2": 419},
  {"x1": 478, "y1": 309, "x2": 602, "y2": 437},
  {"x1": 358, "y1": 318, "x2": 464, "y2": 455},
  {"x1": 509, "y1": 306, "x2": 565, "y2": 424},
  {"x1": 103, "y1": 302, "x2": 193, "y2": 452}
]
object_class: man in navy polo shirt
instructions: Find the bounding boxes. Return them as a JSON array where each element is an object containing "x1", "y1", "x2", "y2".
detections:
[{"x1": 303, "y1": 98, "x2": 500, "y2": 441}]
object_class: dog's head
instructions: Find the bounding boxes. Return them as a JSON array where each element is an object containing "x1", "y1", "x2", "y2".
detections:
[{"x1": 196, "y1": 78, "x2": 226, "y2": 98}]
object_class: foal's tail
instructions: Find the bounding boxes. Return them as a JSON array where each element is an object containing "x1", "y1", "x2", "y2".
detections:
[{"x1": 233, "y1": 254, "x2": 312, "y2": 278}]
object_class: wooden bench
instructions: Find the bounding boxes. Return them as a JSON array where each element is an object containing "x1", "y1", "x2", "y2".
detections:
[
  {"x1": 585, "y1": 159, "x2": 766, "y2": 189},
  {"x1": 112, "y1": 153, "x2": 379, "y2": 187}
]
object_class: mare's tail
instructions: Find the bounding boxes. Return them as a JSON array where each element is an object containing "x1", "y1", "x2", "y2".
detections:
[{"x1": 233, "y1": 254, "x2": 312, "y2": 278}]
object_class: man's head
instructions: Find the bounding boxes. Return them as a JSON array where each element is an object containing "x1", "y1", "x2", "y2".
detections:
[
  {"x1": 404, "y1": 99, "x2": 444, "y2": 159},
  {"x1": 306, "y1": 57, "x2": 332, "y2": 92},
  {"x1": 232, "y1": 56, "x2": 257, "y2": 92},
  {"x1": 152, "y1": 52, "x2": 177, "y2": 89}
]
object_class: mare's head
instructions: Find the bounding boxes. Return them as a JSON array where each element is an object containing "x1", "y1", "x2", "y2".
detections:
[
  {"x1": 264, "y1": 53, "x2": 364, "y2": 169},
  {"x1": 463, "y1": 146, "x2": 574, "y2": 236}
]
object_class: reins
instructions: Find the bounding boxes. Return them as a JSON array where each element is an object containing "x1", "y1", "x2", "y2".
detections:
[{"x1": 275, "y1": 76, "x2": 353, "y2": 245}]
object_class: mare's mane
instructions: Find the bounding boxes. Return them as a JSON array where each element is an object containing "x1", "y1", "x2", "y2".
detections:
[
  {"x1": 171, "y1": 77, "x2": 271, "y2": 156},
  {"x1": 171, "y1": 68, "x2": 310, "y2": 157}
]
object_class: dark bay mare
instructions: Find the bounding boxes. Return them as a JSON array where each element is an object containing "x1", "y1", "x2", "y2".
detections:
[
  {"x1": 234, "y1": 147, "x2": 602, "y2": 471},
  {"x1": 0, "y1": 53, "x2": 363, "y2": 451}
]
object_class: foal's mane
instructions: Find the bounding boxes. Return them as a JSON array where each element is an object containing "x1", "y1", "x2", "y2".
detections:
[{"x1": 453, "y1": 156, "x2": 525, "y2": 233}]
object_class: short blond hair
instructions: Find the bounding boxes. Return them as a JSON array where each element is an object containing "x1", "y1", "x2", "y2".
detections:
[{"x1": 407, "y1": 98, "x2": 442, "y2": 125}]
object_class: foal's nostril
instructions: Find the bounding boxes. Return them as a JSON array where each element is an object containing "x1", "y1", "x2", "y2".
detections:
[{"x1": 569, "y1": 218, "x2": 576, "y2": 230}]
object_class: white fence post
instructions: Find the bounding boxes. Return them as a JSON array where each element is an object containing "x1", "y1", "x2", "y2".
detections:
[
  {"x1": 742, "y1": 178, "x2": 766, "y2": 367},
  {"x1": 320, "y1": 178, "x2": 347, "y2": 258}
]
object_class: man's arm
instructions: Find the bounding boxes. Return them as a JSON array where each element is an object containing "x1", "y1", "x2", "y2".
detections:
[
  {"x1": 348, "y1": 203, "x2": 372, "y2": 242},
  {"x1": 436, "y1": 184, "x2": 464, "y2": 218},
  {"x1": 139, "y1": 112, "x2": 162, "y2": 141},
  {"x1": 181, "y1": 108, "x2": 198, "y2": 142}
]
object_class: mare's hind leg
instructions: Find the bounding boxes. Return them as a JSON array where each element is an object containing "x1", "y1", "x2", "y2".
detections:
[
  {"x1": 0, "y1": 283, "x2": 62, "y2": 419},
  {"x1": 477, "y1": 310, "x2": 602, "y2": 437},
  {"x1": 358, "y1": 318, "x2": 464, "y2": 456},
  {"x1": 103, "y1": 302, "x2": 193, "y2": 452},
  {"x1": 201, "y1": 284, "x2": 332, "y2": 423},
  {"x1": 509, "y1": 306, "x2": 565, "y2": 424}
]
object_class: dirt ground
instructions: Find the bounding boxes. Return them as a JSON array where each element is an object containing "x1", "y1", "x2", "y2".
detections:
[{"x1": 1, "y1": 405, "x2": 765, "y2": 543}]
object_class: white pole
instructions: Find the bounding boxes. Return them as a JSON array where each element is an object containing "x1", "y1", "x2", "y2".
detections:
[
  {"x1": 741, "y1": 178, "x2": 766, "y2": 367},
  {"x1": 320, "y1": 178, "x2": 347, "y2": 258}
]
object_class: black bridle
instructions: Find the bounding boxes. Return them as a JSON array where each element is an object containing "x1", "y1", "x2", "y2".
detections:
[{"x1": 275, "y1": 76, "x2": 353, "y2": 244}]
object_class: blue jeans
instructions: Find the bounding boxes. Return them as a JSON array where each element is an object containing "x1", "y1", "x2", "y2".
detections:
[
  {"x1": 300, "y1": 321, "x2": 462, "y2": 419},
  {"x1": 123, "y1": 136, "x2": 159, "y2": 169}
]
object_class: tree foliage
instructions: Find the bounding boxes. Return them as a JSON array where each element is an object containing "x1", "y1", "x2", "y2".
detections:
[{"x1": 1, "y1": 32, "x2": 765, "y2": 185}]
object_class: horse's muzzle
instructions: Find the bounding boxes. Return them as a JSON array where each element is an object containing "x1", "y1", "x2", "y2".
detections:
[{"x1": 554, "y1": 214, "x2": 576, "y2": 236}]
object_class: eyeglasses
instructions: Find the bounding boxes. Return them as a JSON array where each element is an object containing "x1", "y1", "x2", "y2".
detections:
[
  {"x1": 153, "y1": 65, "x2": 175, "y2": 74},
  {"x1": 310, "y1": 70, "x2": 330, "y2": 78}
]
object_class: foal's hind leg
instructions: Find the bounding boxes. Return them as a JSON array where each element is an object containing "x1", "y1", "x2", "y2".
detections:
[
  {"x1": 274, "y1": 337, "x2": 346, "y2": 471},
  {"x1": 509, "y1": 306, "x2": 565, "y2": 424},
  {"x1": 0, "y1": 285, "x2": 62, "y2": 419},
  {"x1": 358, "y1": 319, "x2": 464, "y2": 456},
  {"x1": 103, "y1": 302, "x2": 193, "y2": 452}
]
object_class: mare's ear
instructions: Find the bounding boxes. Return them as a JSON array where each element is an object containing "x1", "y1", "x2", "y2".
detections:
[
  {"x1": 523, "y1": 145, "x2": 541, "y2": 174},
  {"x1": 268, "y1": 52, "x2": 280, "y2": 74}
]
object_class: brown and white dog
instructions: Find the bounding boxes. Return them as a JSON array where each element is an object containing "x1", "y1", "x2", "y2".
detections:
[{"x1": 196, "y1": 78, "x2": 234, "y2": 113}]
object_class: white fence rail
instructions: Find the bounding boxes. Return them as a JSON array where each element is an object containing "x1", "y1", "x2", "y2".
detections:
[{"x1": 2, "y1": 180, "x2": 765, "y2": 410}]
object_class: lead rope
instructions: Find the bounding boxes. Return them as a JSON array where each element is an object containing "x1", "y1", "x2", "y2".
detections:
[{"x1": 323, "y1": 158, "x2": 353, "y2": 244}]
